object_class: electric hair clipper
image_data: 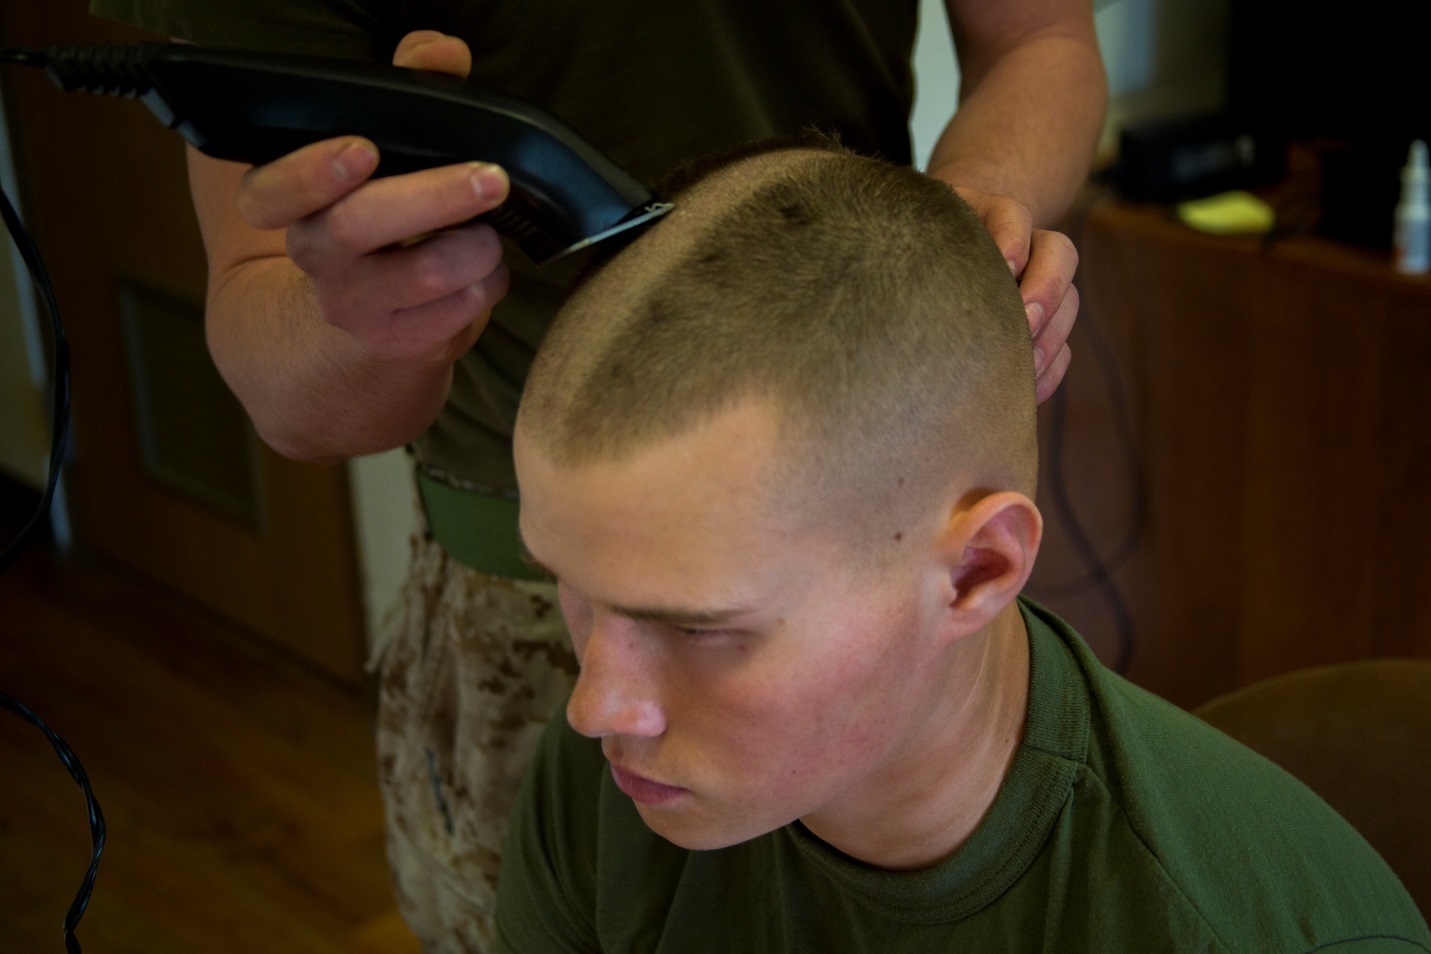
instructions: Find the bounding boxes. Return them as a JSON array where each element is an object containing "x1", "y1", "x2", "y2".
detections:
[{"x1": 18, "y1": 43, "x2": 672, "y2": 264}]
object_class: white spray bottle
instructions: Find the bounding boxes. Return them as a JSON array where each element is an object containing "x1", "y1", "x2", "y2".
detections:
[{"x1": 1394, "y1": 139, "x2": 1429, "y2": 274}]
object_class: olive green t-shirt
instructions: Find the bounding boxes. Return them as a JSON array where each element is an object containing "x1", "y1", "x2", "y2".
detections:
[
  {"x1": 88, "y1": 0, "x2": 921, "y2": 494},
  {"x1": 495, "y1": 599, "x2": 1431, "y2": 952}
]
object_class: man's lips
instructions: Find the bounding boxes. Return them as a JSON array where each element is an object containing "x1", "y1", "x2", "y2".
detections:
[{"x1": 610, "y1": 763, "x2": 687, "y2": 805}]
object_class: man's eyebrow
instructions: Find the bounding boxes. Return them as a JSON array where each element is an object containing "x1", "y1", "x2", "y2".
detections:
[
  {"x1": 518, "y1": 533, "x2": 754, "y2": 626},
  {"x1": 610, "y1": 604, "x2": 752, "y2": 627}
]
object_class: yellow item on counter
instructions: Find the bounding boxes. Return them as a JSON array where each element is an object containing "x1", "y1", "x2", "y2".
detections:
[{"x1": 1175, "y1": 191, "x2": 1276, "y2": 235}]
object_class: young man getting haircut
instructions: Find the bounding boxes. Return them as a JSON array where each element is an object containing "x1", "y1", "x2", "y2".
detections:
[{"x1": 498, "y1": 143, "x2": 1429, "y2": 952}]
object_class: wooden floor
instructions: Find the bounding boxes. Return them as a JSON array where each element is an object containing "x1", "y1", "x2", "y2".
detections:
[{"x1": 0, "y1": 520, "x2": 421, "y2": 952}]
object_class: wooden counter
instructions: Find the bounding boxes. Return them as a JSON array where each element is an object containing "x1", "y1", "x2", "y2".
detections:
[{"x1": 1026, "y1": 195, "x2": 1431, "y2": 709}]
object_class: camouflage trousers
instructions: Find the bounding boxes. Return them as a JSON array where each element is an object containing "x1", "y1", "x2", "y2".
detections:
[{"x1": 371, "y1": 532, "x2": 577, "y2": 953}]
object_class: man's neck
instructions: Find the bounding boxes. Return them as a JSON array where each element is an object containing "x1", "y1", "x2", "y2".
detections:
[{"x1": 802, "y1": 603, "x2": 1032, "y2": 871}]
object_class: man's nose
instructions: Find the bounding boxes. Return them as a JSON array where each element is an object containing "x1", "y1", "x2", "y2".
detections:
[{"x1": 566, "y1": 616, "x2": 667, "y2": 740}]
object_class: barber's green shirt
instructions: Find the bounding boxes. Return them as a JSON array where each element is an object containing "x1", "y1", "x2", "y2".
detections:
[
  {"x1": 496, "y1": 600, "x2": 1430, "y2": 952},
  {"x1": 89, "y1": 0, "x2": 920, "y2": 495}
]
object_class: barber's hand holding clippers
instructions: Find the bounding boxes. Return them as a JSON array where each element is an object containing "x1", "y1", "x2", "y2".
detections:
[
  {"x1": 235, "y1": 31, "x2": 508, "y2": 368},
  {"x1": 955, "y1": 187, "x2": 1079, "y2": 405}
]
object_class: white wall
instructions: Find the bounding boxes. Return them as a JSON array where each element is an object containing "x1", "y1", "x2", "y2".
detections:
[
  {"x1": 349, "y1": 448, "x2": 419, "y2": 650},
  {"x1": 910, "y1": 0, "x2": 959, "y2": 170}
]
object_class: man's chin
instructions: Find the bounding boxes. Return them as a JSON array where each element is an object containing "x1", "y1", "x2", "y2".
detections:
[{"x1": 634, "y1": 802, "x2": 775, "y2": 852}]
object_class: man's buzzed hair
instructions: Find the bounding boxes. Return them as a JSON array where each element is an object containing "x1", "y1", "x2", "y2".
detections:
[{"x1": 520, "y1": 142, "x2": 1037, "y2": 549}]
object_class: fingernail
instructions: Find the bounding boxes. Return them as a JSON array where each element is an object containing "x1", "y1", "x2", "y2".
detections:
[
  {"x1": 470, "y1": 163, "x2": 507, "y2": 201},
  {"x1": 333, "y1": 142, "x2": 377, "y2": 184},
  {"x1": 1007, "y1": 258, "x2": 1019, "y2": 275},
  {"x1": 1025, "y1": 302, "x2": 1044, "y2": 330},
  {"x1": 1033, "y1": 345, "x2": 1046, "y2": 374},
  {"x1": 402, "y1": 32, "x2": 443, "y2": 57}
]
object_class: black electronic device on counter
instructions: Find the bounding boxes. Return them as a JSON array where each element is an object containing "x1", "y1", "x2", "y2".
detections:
[
  {"x1": 13, "y1": 42, "x2": 673, "y2": 264},
  {"x1": 1113, "y1": 113, "x2": 1285, "y2": 204}
]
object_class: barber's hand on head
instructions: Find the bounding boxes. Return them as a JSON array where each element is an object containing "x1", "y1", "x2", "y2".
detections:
[
  {"x1": 955, "y1": 187, "x2": 1079, "y2": 405},
  {"x1": 234, "y1": 31, "x2": 511, "y2": 365}
]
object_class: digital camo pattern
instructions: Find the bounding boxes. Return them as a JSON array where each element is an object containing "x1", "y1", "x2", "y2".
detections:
[{"x1": 372, "y1": 533, "x2": 577, "y2": 953}]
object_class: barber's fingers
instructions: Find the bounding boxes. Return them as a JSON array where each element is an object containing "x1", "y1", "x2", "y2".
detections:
[
  {"x1": 286, "y1": 162, "x2": 509, "y2": 271},
  {"x1": 1019, "y1": 229, "x2": 1080, "y2": 404},
  {"x1": 955, "y1": 187, "x2": 1036, "y2": 275},
  {"x1": 1033, "y1": 283, "x2": 1078, "y2": 402},
  {"x1": 393, "y1": 30, "x2": 472, "y2": 77},
  {"x1": 322, "y1": 222, "x2": 506, "y2": 325},
  {"x1": 951, "y1": 187, "x2": 1081, "y2": 402},
  {"x1": 360, "y1": 265, "x2": 510, "y2": 366},
  {"x1": 302, "y1": 221, "x2": 508, "y2": 364},
  {"x1": 1019, "y1": 228, "x2": 1079, "y2": 333},
  {"x1": 1036, "y1": 343, "x2": 1073, "y2": 406},
  {"x1": 1032, "y1": 275, "x2": 1078, "y2": 356},
  {"x1": 236, "y1": 137, "x2": 379, "y2": 231}
]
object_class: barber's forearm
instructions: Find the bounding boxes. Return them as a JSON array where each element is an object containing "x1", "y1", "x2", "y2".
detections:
[{"x1": 926, "y1": 32, "x2": 1107, "y2": 226}]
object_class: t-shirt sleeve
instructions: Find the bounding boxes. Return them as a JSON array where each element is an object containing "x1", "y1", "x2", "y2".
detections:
[
  {"x1": 494, "y1": 711, "x2": 605, "y2": 954},
  {"x1": 87, "y1": 0, "x2": 388, "y2": 60}
]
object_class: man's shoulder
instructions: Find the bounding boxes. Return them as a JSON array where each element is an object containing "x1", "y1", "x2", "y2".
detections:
[{"x1": 1025, "y1": 603, "x2": 1430, "y2": 951}]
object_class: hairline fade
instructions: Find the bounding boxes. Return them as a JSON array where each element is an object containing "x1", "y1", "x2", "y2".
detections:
[{"x1": 519, "y1": 140, "x2": 1037, "y2": 552}]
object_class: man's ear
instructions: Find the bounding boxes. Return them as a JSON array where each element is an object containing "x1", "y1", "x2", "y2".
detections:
[{"x1": 937, "y1": 491, "x2": 1043, "y2": 638}]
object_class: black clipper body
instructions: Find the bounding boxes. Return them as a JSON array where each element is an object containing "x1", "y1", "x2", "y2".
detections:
[{"x1": 42, "y1": 43, "x2": 672, "y2": 263}]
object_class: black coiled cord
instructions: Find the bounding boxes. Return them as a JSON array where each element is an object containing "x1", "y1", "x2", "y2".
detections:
[
  {"x1": 0, "y1": 695, "x2": 106, "y2": 954},
  {"x1": 0, "y1": 176, "x2": 70, "y2": 574},
  {"x1": 1036, "y1": 181, "x2": 1149, "y2": 676},
  {"x1": 1, "y1": 45, "x2": 157, "y2": 97},
  {"x1": 0, "y1": 147, "x2": 104, "y2": 953}
]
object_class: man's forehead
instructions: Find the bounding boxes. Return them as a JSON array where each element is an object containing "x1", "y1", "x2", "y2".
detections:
[{"x1": 515, "y1": 399, "x2": 812, "y2": 605}]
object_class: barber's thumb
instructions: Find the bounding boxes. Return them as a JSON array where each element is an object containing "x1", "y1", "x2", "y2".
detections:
[{"x1": 393, "y1": 31, "x2": 471, "y2": 77}]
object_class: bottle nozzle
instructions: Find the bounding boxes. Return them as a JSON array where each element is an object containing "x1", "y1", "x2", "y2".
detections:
[{"x1": 1409, "y1": 139, "x2": 1428, "y2": 173}]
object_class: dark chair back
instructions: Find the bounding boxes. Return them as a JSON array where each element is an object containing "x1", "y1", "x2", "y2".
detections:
[{"x1": 1195, "y1": 660, "x2": 1431, "y2": 916}]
